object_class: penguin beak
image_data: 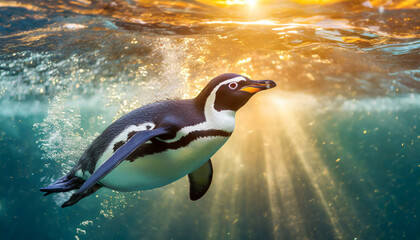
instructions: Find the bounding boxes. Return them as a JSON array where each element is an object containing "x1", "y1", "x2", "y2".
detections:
[{"x1": 240, "y1": 80, "x2": 277, "y2": 93}]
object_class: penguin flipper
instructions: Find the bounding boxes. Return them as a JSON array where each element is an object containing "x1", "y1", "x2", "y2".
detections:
[
  {"x1": 188, "y1": 159, "x2": 213, "y2": 201},
  {"x1": 75, "y1": 127, "x2": 170, "y2": 196}
]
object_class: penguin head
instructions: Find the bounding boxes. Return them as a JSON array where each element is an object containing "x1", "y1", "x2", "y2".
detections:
[{"x1": 196, "y1": 73, "x2": 276, "y2": 112}]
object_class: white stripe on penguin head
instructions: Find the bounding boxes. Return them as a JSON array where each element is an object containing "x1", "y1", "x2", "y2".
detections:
[
  {"x1": 158, "y1": 76, "x2": 246, "y2": 143},
  {"x1": 204, "y1": 76, "x2": 246, "y2": 118}
]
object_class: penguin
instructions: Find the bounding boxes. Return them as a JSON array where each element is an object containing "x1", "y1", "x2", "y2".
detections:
[{"x1": 40, "y1": 73, "x2": 276, "y2": 207}]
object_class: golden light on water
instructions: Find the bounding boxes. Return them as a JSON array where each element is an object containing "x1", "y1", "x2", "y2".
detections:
[
  {"x1": 204, "y1": 20, "x2": 280, "y2": 25},
  {"x1": 199, "y1": 0, "x2": 343, "y2": 7},
  {"x1": 292, "y1": 0, "x2": 342, "y2": 4},
  {"x1": 197, "y1": 0, "x2": 420, "y2": 10},
  {"x1": 369, "y1": 0, "x2": 420, "y2": 8},
  {"x1": 198, "y1": 0, "x2": 258, "y2": 7},
  {"x1": 226, "y1": 0, "x2": 258, "y2": 6},
  {"x1": 0, "y1": 1, "x2": 44, "y2": 11}
]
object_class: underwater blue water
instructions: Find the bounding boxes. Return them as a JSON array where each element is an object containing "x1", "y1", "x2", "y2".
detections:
[{"x1": 1, "y1": 0, "x2": 419, "y2": 239}]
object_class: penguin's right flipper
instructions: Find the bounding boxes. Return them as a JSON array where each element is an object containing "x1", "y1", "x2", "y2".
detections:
[
  {"x1": 75, "y1": 127, "x2": 171, "y2": 196},
  {"x1": 188, "y1": 159, "x2": 213, "y2": 201}
]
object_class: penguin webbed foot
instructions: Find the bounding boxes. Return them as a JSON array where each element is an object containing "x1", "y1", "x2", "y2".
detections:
[
  {"x1": 40, "y1": 174, "x2": 84, "y2": 194},
  {"x1": 41, "y1": 173, "x2": 104, "y2": 207},
  {"x1": 62, "y1": 193, "x2": 83, "y2": 208},
  {"x1": 61, "y1": 184, "x2": 102, "y2": 208}
]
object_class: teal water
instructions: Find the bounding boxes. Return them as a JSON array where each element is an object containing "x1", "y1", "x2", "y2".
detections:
[{"x1": 1, "y1": 0, "x2": 419, "y2": 239}]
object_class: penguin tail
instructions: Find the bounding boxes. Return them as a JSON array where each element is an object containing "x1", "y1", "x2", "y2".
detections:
[
  {"x1": 40, "y1": 173, "x2": 103, "y2": 208},
  {"x1": 40, "y1": 173, "x2": 84, "y2": 196}
]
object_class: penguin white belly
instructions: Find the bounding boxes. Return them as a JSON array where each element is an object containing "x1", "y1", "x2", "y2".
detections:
[{"x1": 95, "y1": 136, "x2": 228, "y2": 191}]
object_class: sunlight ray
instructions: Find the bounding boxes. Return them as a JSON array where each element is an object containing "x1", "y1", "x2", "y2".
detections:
[
  {"x1": 205, "y1": 143, "x2": 243, "y2": 239},
  {"x1": 270, "y1": 95, "x2": 344, "y2": 239},
  {"x1": 144, "y1": 185, "x2": 185, "y2": 239},
  {"x1": 262, "y1": 133, "x2": 309, "y2": 239}
]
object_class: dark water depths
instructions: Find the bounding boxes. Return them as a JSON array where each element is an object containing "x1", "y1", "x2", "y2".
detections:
[{"x1": 1, "y1": 0, "x2": 419, "y2": 239}]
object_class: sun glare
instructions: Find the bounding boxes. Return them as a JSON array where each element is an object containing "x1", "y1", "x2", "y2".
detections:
[{"x1": 226, "y1": 0, "x2": 258, "y2": 6}]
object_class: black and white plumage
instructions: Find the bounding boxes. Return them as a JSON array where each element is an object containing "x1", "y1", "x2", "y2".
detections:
[{"x1": 40, "y1": 73, "x2": 276, "y2": 207}]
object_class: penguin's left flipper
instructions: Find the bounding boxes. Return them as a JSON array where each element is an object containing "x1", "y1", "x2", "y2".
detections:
[
  {"x1": 75, "y1": 127, "x2": 171, "y2": 196},
  {"x1": 188, "y1": 159, "x2": 213, "y2": 201}
]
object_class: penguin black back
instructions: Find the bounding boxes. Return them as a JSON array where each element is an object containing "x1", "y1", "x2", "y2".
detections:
[{"x1": 76, "y1": 99, "x2": 205, "y2": 174}]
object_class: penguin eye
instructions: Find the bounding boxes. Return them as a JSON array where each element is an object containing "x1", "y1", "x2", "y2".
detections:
[{"x1": 228, "y1": 82, "x2": 238, "y2": 90}]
